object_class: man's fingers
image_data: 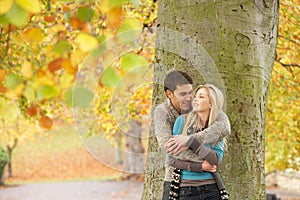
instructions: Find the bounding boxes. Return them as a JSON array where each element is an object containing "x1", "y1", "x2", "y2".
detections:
[
  {"x1": 167, "y1": 143, "x2": 177, "y2": 153},
  {"x1": 165, "y1": 137, "x2": 175, "y2": 148}
]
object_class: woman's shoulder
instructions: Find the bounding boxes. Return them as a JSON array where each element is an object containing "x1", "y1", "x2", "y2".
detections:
[{"x1": 177, "y1": 114, "x2": 188, "y2": 121}]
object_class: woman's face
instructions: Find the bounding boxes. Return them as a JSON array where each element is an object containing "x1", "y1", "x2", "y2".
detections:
[{"x1": 192, "y1": 87, "x2": 211, "y2": 113}]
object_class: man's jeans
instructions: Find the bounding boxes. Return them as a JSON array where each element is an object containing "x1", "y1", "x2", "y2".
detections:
[{"x1": 162, "y1": 181, "x2": 221, "y2": 200}]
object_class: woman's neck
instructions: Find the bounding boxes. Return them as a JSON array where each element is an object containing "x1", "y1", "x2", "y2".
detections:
[{"x1": 198, "y1": 111, "x2": 209, "y2": 128}]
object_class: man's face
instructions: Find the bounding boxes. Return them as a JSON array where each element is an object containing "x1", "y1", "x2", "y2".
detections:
[{"x1": 167, "y1": 84, "x2": 193, "y2": 114}]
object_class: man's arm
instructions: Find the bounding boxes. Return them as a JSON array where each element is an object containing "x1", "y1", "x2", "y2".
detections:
[
  {"x1": 168, "y1": 140, "x2": 224, "y2": 171},
  {"x1": 166, "y1": 111, "x2": 230, "y2": 156},
  {"x1": 168, "y1": 157, "x2": 216, "y2": 172},
  {"x1": 153, "y1": 105, "x2": 174, "y2": 150}
]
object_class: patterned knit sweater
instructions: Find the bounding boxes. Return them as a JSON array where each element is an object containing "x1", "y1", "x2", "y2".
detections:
[{"x1": 154, "y1": 99, "x2": 230, "y2": 181}]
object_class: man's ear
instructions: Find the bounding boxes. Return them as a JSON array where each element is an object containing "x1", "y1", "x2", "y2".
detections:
[{"x1": 165, "y1": 89, "x2": 173, "y2": 99}]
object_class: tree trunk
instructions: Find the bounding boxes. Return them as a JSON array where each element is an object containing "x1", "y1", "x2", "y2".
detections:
[
  {"x1": 122, "y1": 121, "x2": 145, "y2": 179},
  {"x1": 142, "y1": 0, "x2": 278, "y2": 199},
  {"x1": 114, "y1": 133, "x2": 123, "y2": 165},
  {"x1": 7, "y1": 138, "x2": 18, "y2": 178}
]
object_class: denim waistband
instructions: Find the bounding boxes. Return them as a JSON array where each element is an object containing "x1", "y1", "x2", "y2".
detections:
[{"x1": 180, "y1": 183, "x2": 218, "y2": 191}]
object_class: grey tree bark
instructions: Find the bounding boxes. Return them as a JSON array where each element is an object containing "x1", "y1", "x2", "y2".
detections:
[
  {"x1": 123, "y1": 121, "x2": 145, "y2": 178},
  {"x1": 142, "y1": 0, "x2": 279, "y2": 199}
]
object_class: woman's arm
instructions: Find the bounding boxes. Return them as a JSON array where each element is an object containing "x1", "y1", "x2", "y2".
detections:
[
  {"x1": 168, "y1": 140, "x2": 224, "y2": 171},
  {"x1": 166, "y1": 111, "x2": 230, "y2": 156}
]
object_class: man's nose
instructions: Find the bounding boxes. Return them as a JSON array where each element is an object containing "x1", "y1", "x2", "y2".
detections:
[{"x1": 186, "y1": 94, "x2": 192, "y2": 101}]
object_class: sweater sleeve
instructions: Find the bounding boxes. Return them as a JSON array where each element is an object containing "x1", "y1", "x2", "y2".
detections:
[
  {"x1": 174, "y1": 111, "x2": 230, "y2": 162},
  {"x1": 154, "y1": 105, "x2": 173, "y2": 150},
  {"x1": 187, "y1": 111, "x2": 230, "y2": 151}
]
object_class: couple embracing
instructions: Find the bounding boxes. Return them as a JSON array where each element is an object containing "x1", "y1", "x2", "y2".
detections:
[{"x1": 154, "y1": 71, "x2": 230, "y2": 200}]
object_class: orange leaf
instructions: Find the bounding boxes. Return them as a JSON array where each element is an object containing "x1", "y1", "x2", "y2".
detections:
[
  {"x1": 26, "y1": 104, "x2": 38, "y2": 117},
  {"x1": 63, "y1": 5, "x2": 70, "y2": 12},
  {"x1": 0, "y1": 69, "x2": 6, "y2": 82},
  {"x1": 61, "y1": 59, "x2": 77, "y2": 74},
  {"x1": 70, "y1": 16, "x2": 86, "y2": 31},
  {"x1": 44, "y1": 14, "x2": 55, "y2": 23},
  {"x1": 0, "y1": 85, "x2": 7, "y2": 93},
  {"x1": 39, "y1": 115, "x2": 53, "y2": 130},
  {"x1": 107, "y1": 7, "x2": 123, "y2": 30},
  {"x1": 48, "y1": 58, "x2": 64, "y2": 73},
  {"x1": 23, "y1": 28, "x2": 44, "y2": 44}
]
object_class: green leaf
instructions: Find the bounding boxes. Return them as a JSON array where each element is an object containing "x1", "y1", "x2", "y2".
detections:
[
  {"x1": 121, "y1": 53, "x2": 149, "y2": 72},
  {"x1": 0, "y1": 97, "x2": 19, "y2": 122},
  {"x1": 63, "y1": 87, "x2": 94, "y2": 108},
  {"x1": 4, "y1": 73, "x2": 21, "y2": 89},
  {"x1": 23, "y1": 83, "x2": 35, "y2": 101},
  {"x1": 5, "y1": 3, "x2": 29, "y2": 27},
  {"x1": 117, "y1": 18, "x2": 141, "y2": 44},
  {"x1": 100, "y1": 66, "x2": 120, "y2": 88},
  {"x1": 130, "y1": 0, "x2": 139, "y2": 7},
  {"x1": 109, "y1": 0, "x2": 127, "y2": 8},
  {"x1": 15, "y1": 0, "x2": 40, "y2": 13},
  {"x1": 53, "y1": 40, "x2": 71, "y2": 56},
  {"x1": 37, "y1": 85, "x2": 59, "y2": 101},
  {"x1": 77, "y1": 6, "x2": 94, "y2": 22},
  {"x1": 63, "y1": 11, "x2": 72, "y2": 22},
  {"x1": 0, "y1": 14, "x2": 9, "y2": 26}
]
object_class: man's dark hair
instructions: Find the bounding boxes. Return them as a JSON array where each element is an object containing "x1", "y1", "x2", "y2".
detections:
[{"x1": 164, "y1": 71, "x2": 193, "y2": 92}]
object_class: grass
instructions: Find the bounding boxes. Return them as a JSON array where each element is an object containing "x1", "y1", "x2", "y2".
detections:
[{"x1": 4, "y1": 121, "x2": 122, "y2": 185}]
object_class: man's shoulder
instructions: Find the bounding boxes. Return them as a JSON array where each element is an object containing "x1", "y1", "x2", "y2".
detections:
[{"x1": 154, "y1": 101, "x2": 168, "y2": 112}]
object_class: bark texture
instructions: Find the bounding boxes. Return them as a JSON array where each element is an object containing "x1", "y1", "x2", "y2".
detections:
[
  {"x1": 143, "y1": 0, "x2": 278, "y2": 199},
  {"x1": 123, "y1": 121, "x2": 145, "y2": 174}
]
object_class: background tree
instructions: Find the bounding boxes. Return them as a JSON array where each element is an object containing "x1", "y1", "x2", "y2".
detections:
[
  {"x1": 142, "y1": 0, "x2": 279, "y2": 199},
  {"x1": 0, "y1": 0, "x2": 156, "y2": 183},
  {"x1": 266, "y1": 0, "x2": 300, "y2": 172}
]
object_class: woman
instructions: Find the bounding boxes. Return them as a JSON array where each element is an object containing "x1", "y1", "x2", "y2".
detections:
[{"x1": 168, "y1": 84, "x2": 228, "y2": 200}]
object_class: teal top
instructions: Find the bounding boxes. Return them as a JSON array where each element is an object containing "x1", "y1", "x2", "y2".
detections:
[{"x1": 172, "y1": 115, "x2": 224, "y2": 180}]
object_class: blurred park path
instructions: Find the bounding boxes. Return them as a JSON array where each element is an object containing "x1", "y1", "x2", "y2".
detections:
[
  {"x1": 0, "y1": 180, "x2": 143, "y2": 200},
  {"x1": 1, "y1": 180, "x2": 300, "y2": 200}
]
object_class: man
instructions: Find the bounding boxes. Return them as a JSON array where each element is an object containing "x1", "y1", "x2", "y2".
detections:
[{"x1": 153, "y1": 70, "x2": 230, "y2": 199}]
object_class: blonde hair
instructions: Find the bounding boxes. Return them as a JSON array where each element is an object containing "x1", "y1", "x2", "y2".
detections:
[{"x1": 181, "y1": 84, "x2": 225, "y2": 146}]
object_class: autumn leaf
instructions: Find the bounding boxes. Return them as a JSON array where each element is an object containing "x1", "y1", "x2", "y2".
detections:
[
  {"x1": 26, "y1": 104, "x2": 38, "y2": 117},
  {"x1": 61, "y1": 59, "x2": 77, "y2": 74},
  {"x1": 100, "y1": 66, "x2": 120, "y2": 88},
  {"x1": 37, "y1": 85, "x2": 59, "y2": 101},
  {"x1": 21, "y1": 60, "x2": 33, "y2": 78},
  {"x1": 39, "y1": 115, "x2": 53, "y2": 130},
  {"x1": 4, "y1": 73, "x2": 21, "y2": 89},
  {"x1": 76, "y1": 32, "x2": 98, "y2": 53},
  {"x1": 5, "y1": 3, "x2": 29, "y2": 27},
  {"x1": 0, "y1": 0, "x2": 13, "y2": 15},
  {"x1": 23, "y1": 28, "x2": 44, "y2": 44},
  {"x1": 0, "y1": 69, "x2": 6, "y2": 82},
  {"x1": 120, "y1": 53, "x2": 149, "y2": 72},
  {"x1": 15, "y1": 0, "x2": 40, "y2": 13},
  {"x1": 107, "y1": 6, "x2": 123, "y2": 30},
  {"x1": 77, "y1": 6, "x2": 94, "y2": 22},
  {"x1": 63, "y1": 87, "x2": 94, "y2": 108},
  {"x1": 44, "y1": 14, "x2": 55, "y2": 23},
  {"x1": 48, "y1": 58, "x2": 64, "y2": 74},
  {"x1": 0, "y1": 96, "x2": 19, "y2": 122},
  {"x1": 0, "y1": 85, "x2": 7, "y2": 93}
]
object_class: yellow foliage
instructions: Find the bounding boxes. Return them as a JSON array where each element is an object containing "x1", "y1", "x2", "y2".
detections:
[
  {"x1": 21, "y1": 60, "x2": 33, "y2": 79},
  {"x1": 15, "y1": 0, "x2": 40, "y2": 13},
  {"x1": 4, "y1": 84, "x2": 25, "y2": 99},
  {"x1": 22, "y1": 28, "x2": 44, "y2": 44},
  {"x1": 0, "y1": 0, "x2": 13, "y2": 15},
  {"x1": 76, "y1": 32, "x2": 98, "y2": 53}
]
